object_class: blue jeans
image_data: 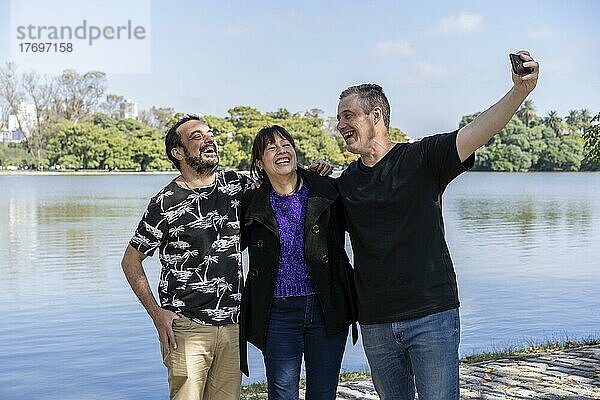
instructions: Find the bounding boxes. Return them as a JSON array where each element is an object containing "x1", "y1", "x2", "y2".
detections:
[
  {"x1": 360, "y1": 308, "x2": 460, "y2": 400},
  {"x1": 263, "y1": 295, "x2": 348, "y2": 400}
]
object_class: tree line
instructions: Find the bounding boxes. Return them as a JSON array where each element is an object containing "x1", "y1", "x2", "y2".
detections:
[
  {"x1": 0, "y1": 63, "x2": 598, "y2": 171},
  {"x1": 464, "y1": 101, "x2": 599, "y2": 171}
]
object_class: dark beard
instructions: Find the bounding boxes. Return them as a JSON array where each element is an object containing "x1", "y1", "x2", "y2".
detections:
[{"x1": 184, "y1": 147, "x2": 219, "y2": 175}]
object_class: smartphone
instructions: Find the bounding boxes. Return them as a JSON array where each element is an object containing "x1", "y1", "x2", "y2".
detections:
[{"x1": 509, "y1": 53, "x2": 532, "y2": 76}]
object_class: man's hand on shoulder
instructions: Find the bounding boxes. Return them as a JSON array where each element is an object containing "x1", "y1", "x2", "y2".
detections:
[
  {"x1": 249, "y1": 180, "x2": 262, "y2": 190},
  {"x1": 307, "y1": 159, "x2": 334, "y2": 176}
]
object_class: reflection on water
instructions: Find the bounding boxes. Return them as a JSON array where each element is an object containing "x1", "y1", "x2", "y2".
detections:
[
  {"x1": 4, "y1": 199, "x2": 146, "y2": 302},
  {"x1": 444, "y1": 172, "x2": 600, "y2": 358},
  {"x1": 456, "y1": 198, "x2": 593, "y2": 237},
  {"x1": 1, "y1": 174, "x2": 173, "y2": 400},
  {"x1": 1, "y1": 172, "x2": 599, "y2": 398}
]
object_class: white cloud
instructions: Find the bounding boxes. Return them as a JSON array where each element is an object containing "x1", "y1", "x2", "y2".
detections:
[
  {"x1": 373, "y1": 40, "x2": 414, "y2": 57},
  {"x1": 529, "y1": 26, "x2": 553, "y2": 39},
  {"x1": 415, "y1": 61, "x2": 449, "y2": 78},
  {"x1": 438, "y1": 12, "x2": 483, "y2": 34}
]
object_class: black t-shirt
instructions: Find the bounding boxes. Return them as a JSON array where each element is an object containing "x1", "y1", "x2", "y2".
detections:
[{"x1": 337, "y1": 130, "x2": 474, "y2": 324}]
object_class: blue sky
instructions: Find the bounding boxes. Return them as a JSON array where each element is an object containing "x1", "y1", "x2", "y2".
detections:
[{"x1": 1, "y1": 0, "x2": 598, "y2": 138}]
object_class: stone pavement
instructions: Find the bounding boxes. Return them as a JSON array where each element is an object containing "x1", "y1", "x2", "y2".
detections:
[{"x1": 331, "y1": 345, "x2": 600, "y2": 399}]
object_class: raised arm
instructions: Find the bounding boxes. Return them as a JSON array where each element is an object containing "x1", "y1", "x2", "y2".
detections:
[
  {"x1": 121, "y1": 244, "x2": 180, "y2": 352},
  {"x1": 456, "y1": 51, "x2": 539, "y2": 162}
]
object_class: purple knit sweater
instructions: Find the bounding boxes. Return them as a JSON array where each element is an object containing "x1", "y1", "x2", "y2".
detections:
[{"x1": 269, "y1": 183, "x2": 315, "y2": 298}]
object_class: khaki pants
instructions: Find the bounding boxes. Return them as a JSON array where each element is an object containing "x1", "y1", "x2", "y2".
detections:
[{"x1": 161, "y1": 318, "x2": 241, "y2": 400}]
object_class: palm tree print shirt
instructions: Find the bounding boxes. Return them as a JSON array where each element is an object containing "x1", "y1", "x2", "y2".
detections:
[{"x1": 130, "y1": 170, "x2": 251, "y2": 325}]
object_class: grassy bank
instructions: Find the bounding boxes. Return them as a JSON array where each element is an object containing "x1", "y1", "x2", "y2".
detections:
[
  {"x1": 241, "y1": 371, "x2": 371, "y2": 399},
  {"x1": 461, "y1": 335, "x2": 600, "y2": 363}
]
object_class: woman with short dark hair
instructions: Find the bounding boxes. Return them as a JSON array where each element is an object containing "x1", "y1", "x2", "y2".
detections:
[{"x1": 240, "y1": 125, "x2": 356, "y2": 400}]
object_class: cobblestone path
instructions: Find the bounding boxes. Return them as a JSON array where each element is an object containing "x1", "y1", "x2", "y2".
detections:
[{"x1": 332, "y1": 345, "x2": 600, "y2": 399}]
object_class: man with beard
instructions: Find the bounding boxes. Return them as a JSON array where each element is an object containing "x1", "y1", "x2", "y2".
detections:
[{"x1": 121, "y1": 115, "x2": 250, "y2": 400}]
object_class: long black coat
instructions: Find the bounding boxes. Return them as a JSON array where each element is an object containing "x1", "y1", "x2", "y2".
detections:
[{"x1": 239, "y1": 169, "x2": 357, "y2": 376}]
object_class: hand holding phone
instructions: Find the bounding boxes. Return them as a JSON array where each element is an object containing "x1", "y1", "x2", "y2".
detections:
[{"x1": 509, "y1": 53, "x2": 532, "y2": 76}]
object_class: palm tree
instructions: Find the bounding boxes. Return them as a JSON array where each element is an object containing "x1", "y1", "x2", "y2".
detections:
[
  {"x1": 202, "y1": 254, "x2": 219, "y2": 281},
  {"x1": 179, "y1": 249, "x2": 199, "y2": 269},
  {"x1": 517, "y1": 100, "x2": 537, "y2": 127},
  {"x1": 543, "y1": 111, "x2": 564, "y2": 136},
  {"x1": 566, "y1": 109, "x2": 581, "y2": 135},
  {"x1": 580, "y1": 109, "x2": 592, "y2": 134},
  {"x1": 156, "y1": 190, "x2": 173, "y2": 210},
  {"x1": 214, "y1": 278, "x2": 233, "y2": 309},
  {"x1": 582, "y1": 112, "x2": 600, "y2": 166}
]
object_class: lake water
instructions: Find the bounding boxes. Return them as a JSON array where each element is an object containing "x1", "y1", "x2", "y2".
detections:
[{"x1": 1, "y1": 172, "x2": 599, "y2": 399}]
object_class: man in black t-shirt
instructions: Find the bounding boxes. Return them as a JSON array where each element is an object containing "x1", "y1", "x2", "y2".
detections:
[
  {"x1": 335, "y1": 52, "x2": 539, "y2": 400},
  {"x1": 121, "y1": 115, "x2": 251, "y2": 400}
]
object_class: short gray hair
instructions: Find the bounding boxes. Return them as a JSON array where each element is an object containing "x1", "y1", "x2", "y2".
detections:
[{"x1": 339, "y1": 83, "x2": 390, "y2": 128}]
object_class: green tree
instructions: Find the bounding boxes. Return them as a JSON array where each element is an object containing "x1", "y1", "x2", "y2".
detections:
[
  {"x1": 516, "y1": 100, "x2": 539, "y2": 127},
  {"x1": 45, "y1": 116, "x2": 169, "y2": 171},
  {"x1": 534, "y1": 125, "x2": 584, "y2": 171},
  {"x1": 4, "y1": 143, "x2": 35, "y2": 167},
  {"x1": 389, "y1": 127, "x2": 408, "y2": 143},
  {"x1": 224, "y1": 106, "x2": 271, "y2": 169},
  {"x1": 543, "y1": 111, "x2": 564, "y2": 136},
  {"x1": 565, "y1": 109, "x2": 582, "y2": 135},
  {"x1": 46, "y1": 120, "x2": 106, "y2": 168},
  {"x1": 266, "y1": 108, "x2": 292, "y2": 120},
  {"x1": 559, "y1": 134, "x2": 585, "y2": 171},
  {"x1": 118, "y1": 118, "x2": 168, "y2": 171},
  {"x1": 228, "y1": 106, "x2": 268, "y2": 130},
  {"x1": 282, "y1": 110, "x2": 344, "y2": 166},
  {"x1": 204, "y1": 115, "x2": 247, "y2": 168},
  {"x1": 103, "y1": 126, "x2": 135, "y2": 170},
  {"x1": 579, "y1": 109, "x2": 592, "y2": 132},
  {"x1": 465, "y1": 109, "x2": 587, "y2": 172},
  {"x1": 582, "y1": 112, "x2": 600, "y2": 169},
  {"x1": 165, "y1": 111, "x2": 185, "y2": 131},
  {"x1": 91, "y1": 112, "x2": 118, "y2": 128},
  {"x1": 474, "y1": 116, "x2": 536, "y2": 171}
]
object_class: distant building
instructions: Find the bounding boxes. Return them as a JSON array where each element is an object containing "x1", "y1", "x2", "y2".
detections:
[
  {"x1": 2, "y1": 103, "x2": 37, "y2": 138},
  {"x1": 0, "y1": 127, "x2": 26, "y2": 143},
  {"x1": 7, "y1": 115, "x2": 19, "y2": 132},
  {"x1": 119, "y1": 99, "x2": 138, "y2": 119},
  {"x1": 1, "y1": 102, "x2": 35, "y2": 143},
  {"x1": 7, "y1": 103, "x2": 37, "y2": 137}
]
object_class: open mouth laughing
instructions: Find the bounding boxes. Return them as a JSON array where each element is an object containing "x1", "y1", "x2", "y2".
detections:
[
  {"x1": 274, "y1": 156, "x2": 291, "y2": 166},
  {"x1": 341, "y1": 130, "x2": 355, "y2": 142},
  {"x1": 201, "y1": 144, "x2": 217, "y2": 156}
]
